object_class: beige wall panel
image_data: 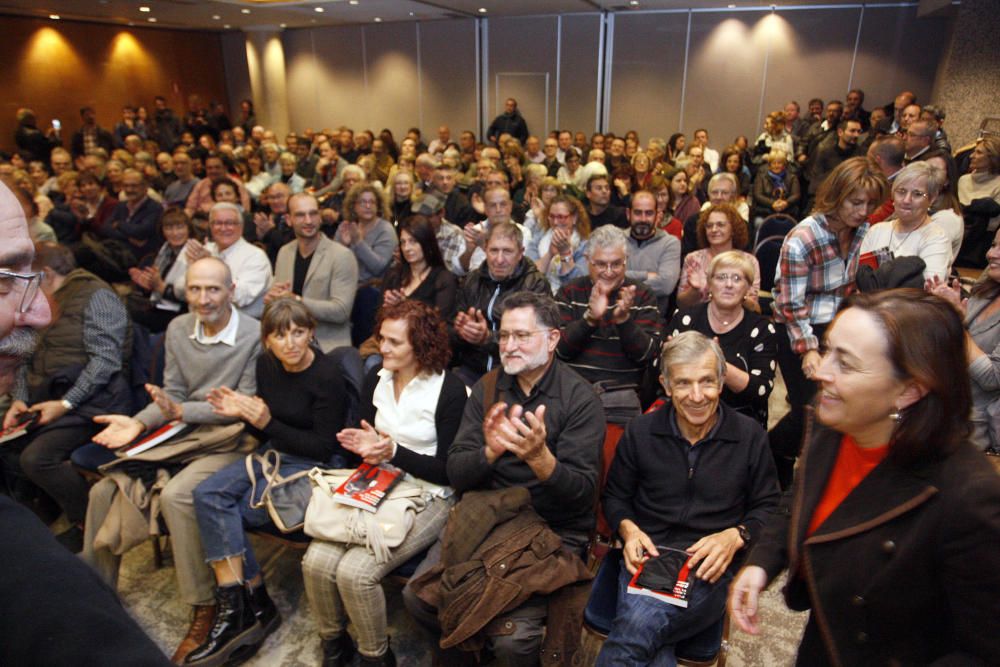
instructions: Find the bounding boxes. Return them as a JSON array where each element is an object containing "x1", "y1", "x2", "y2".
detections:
[
  {"x1": 416, "y1": 20, "x2": 479, "y2": 141},
  {"x1": 556, "y1": 14, "x2": 602, "y2": 135},
  {"x1": 488, "y1": 16, "x2": 560, "y2": 138},
  {"x1": 607, "y1": 12, "x2": 689, "y2": 142},
  {"x1": 360, "y1": 23, "x2": 420, "y2": 138}
]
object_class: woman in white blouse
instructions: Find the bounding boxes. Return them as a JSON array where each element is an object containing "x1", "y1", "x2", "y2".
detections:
[
  {"x1": 861, "y1": 161, "x2": 952, "y2": 280},
  {"x1": 302, "y1": 300, "x2": 467, "y2": 667}
]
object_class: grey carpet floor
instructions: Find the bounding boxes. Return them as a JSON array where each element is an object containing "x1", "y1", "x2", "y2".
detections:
[{"x1": 115, "y1": 368, "x2": 807, "y2": 666}]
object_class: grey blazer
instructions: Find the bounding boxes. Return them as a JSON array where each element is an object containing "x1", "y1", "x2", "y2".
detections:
[{"x1": 274, "y1": 234, "x2": 359, "y2": 352}]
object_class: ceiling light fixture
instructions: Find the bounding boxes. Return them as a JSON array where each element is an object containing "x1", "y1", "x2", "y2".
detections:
[
  {"x1": 212, "y1": 15, "x2": 220, "y2": 20},
  {"x1": 49, "y1": 14, "x2": 60, "y2": 19},
  {"x1": 224, "y1": 24, "x2": 231, "y2": 28},
  {"x1": 241, "y1": 8, "x2": 251, "y2": 14},
  {"x1": 148, "y1": 17, "x2": 157, "y2": 22},
  {"x1": 629, "y1": 0, "x2": 639, "y2": 5},
  {"x1": 139, "y1": 6, "x2": 151, "y2": 12},
  {"x1": 478, "y1": 7, "x2": 487, "y2": 13},
  {"x1": 374, "y1": 17, "x2": 382, "y2": 22},
  {"x1": 280, "y1": 23, "x2": 287, "y2": 28},
  {"x1": 315, "y1": 6, "x2": 325, "y2": 12},
  {"x1": 728, "y1": 3, "x2": 736, "y2": 6},
  {"x1": 349, "y1": 0, "x2": 359, "y2": 5}
]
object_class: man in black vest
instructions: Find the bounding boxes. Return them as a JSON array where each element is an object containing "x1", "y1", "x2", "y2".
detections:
[{"x1": 1, "y1": 242, "x2": 131, "y2": 552}]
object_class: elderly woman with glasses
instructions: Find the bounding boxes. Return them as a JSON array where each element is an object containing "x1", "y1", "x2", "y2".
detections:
[
  {"x1": 860, "y1": 161, "x2": 952, "y2": 280},
  {"x1": 668, "y1": 251, "x2": 776, "y2": 427},
  {"x1": 676, "y1": 203, "x2": 760, "y2": 309}
]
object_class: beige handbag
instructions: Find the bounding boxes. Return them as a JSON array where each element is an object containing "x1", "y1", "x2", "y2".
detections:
[{"x1": 303, "y1": 467, "x2": 429, "y2": 564}]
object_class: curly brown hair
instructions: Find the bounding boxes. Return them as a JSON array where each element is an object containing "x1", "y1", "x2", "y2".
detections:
[
  {"x1": 540, "y1": 194, "x2": 591, "y2": 238},
  {"x1": 375, "y1": 300, "x2": 451, "y2": 374},
  {"x1": 342, "y1": 182, "x2": 389, "y2": 222},
  {"x1": 696, "y1": 203, "x2": 749, "y2": 249}
]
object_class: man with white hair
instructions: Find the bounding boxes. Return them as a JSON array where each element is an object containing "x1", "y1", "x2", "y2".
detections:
[
  {"x1": 185, "y1": 202, "x2": 272, "y2": 318},
  {"x1": 555, "y1": 225, "x2": 663, "y2": 410}
]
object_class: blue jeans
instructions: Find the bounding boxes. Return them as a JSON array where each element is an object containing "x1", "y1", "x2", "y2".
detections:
[
  {"x1": 70, "y1": 442, "x2": 118, "y2": 472},
  {"x1": 596, "y1": 561, "x2": 731, "y2": 667},
  {"x1": 192, "y1": 447, "x2": 342, "y2": 582}
]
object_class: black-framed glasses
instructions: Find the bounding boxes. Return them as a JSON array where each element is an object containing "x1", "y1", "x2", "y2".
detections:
[{"x1": 0, "y1": 269, "x2": 45, "y2": 314}]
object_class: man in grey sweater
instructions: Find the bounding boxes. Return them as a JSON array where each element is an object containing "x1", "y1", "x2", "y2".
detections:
[{"x1": 81, "y1": 256, "x2": 261, "y2": 663}]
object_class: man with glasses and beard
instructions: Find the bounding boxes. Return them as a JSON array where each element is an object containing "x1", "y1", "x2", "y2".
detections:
[
  {"x1": 404, "y1": 290, "x2": 604, "y2": 664},
  {"x1": 0, "y1": 182, "x2": 171, "y2": 665}
]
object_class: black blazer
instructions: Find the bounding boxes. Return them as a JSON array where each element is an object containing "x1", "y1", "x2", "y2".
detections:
[{"x1": 746, "y1": 417, "x2": 1000, "y2": 666}]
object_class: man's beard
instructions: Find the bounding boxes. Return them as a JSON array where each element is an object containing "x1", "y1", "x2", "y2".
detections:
[{"x1": 0, "y1": 327, "x2": 39, "y2": 359}]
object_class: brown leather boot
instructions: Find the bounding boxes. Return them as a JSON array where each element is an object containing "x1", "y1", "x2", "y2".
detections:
[{"x1": 171, "y1": 604, "x2": 217, "y2": 664}]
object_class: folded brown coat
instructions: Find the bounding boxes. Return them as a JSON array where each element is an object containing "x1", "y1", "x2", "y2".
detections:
[{"x1": 408, "y1": 487, "x2": 593, "y2": 663}]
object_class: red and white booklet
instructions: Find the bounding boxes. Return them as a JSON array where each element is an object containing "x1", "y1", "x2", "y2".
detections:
[
  {"x1": 331, "y1": 463, "x2": 403, "y2": 513},
  {"x1": 626, "y1": 546, "x2": 694, "y2": 608},
  {"x1": 121, "y1": 421, "x2": 194, "y2": 457},
  {"x1": 0, "y1": 411, "x2": 39, "y2": 445}
]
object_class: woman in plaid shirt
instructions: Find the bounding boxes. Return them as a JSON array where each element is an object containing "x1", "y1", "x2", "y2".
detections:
[{"x1": 769, "y1": 157, "x2": 888, "y2": 487}]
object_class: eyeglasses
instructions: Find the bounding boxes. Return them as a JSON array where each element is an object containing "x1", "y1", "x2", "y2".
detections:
[
  {"x1": 711, "y1": 272, "x2": 746, "y2": 285},
  {"x1": 704, "y1": 221, "x2": 730, "y2": 230},
  {"x1": 211, "y1": 219, "x2": 241, "y2": 228},
  {"x1": 0, "y1": 269, "x2": 45, "y2": 314},
  {"x1": 494, "y1": 329, "x2": 549, "y2": 345},
  {"x1": 893, "y1": 188, "x2": 929, "y2": 201},
  {"x1": 591, "y1": 260, "x2": 625, "y2": 272},
  {"x1": 548, "y1": 213, "x2": 573, "y2": 222}
]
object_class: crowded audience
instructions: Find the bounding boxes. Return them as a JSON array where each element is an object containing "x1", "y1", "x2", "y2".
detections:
[{"x1": 3, "y1": 84, "x2": 1000, "y2": 667}]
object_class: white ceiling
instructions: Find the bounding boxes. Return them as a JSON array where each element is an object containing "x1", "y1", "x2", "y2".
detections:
[{"x1": 0, "y1": 0, "x2": 886, "y2": 31}]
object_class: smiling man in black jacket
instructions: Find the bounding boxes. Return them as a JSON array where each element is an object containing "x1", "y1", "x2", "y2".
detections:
[{"x1": 598, "y1": 331, "x2": 779, "y2": 665}]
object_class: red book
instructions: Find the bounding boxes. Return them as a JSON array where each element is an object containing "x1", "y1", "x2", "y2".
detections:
[
  {"x1": 626, "y1": 547, "x2": 694, "y2": 608},
  {"x1": 121, "y1": 421, "x2": 194, "y2": 457},
  {"x1": 331, "y1": 463, "x2": 404, "y2": 513}
]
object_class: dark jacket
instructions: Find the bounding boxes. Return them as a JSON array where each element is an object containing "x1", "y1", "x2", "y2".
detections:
[
  {"x1": 103, "y1": 197, "x2": 165, "y2": 263},
  {"x1": 15, "y1": 125, "x2": 60, "y2": 163},
  {"x1": 408, "y1": 487, "x2": 592, "y2": 661},
  {"x1": 448, "y1": 361, "x2": 605, "y2": 539},
  {"x1": 70, "y1": 126, "x2": 114, "y2": 159},
  {"x1": 752, "y1": 167, "x2": 801, "y2": 220},
  {"x1": 604, "y1": 402, "x2": 779, "y2": 557},
  {"x1": 452, "y1": 257, "x2": 550, "y2": 375},
  {"x1": 487, "y1": 111, "x2": 529, "y2": 145},
  {"x1": 746, "y1": 419, "x2": 1000, "y2": 667}
]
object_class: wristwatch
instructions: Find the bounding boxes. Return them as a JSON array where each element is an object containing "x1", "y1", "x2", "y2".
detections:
[
  {"x1": 60, "y1": 398, "x2": 74, "y2": 411},
  {"x1": 736, "y1": 524, "x2": 751, "y2": 549}
]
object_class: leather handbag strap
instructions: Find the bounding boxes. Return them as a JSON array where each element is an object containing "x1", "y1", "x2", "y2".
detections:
[{"x1": 247, "y1": 449, "x2": 283, "y2": 510}]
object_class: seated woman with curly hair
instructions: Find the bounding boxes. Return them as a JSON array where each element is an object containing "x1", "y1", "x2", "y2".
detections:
[{"x1": 303, "y1": 300, "x2": 467, "y2": 667}]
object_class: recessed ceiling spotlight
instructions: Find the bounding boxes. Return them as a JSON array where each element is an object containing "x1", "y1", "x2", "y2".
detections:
[
  {"x1": 315, "y1": 6, "x2": 325, "y2": 12},
  {"x1": 212, "y1": 15, "x2": 220, "y2": 20},
  {"x1": 224, "y1": 24, "x2": 231, "y2": 28},
  {"x1": 374, "y1": 17, "x2": 382, "y2": 22},
  {"x1": 241, "y1": 8, "x2": 251, "y2": 14},
  {"x1": 139, "y1": 6, "x2": 151, "y2": 12},
  {"x1": 409, "y1": 11, "x2": 414, "y2": 16},
  {"x1": 49, "y1": 14, "x2": 60, "y2": 19},
  {"x1": 349, "y1": 0, "x2": 359, "y2": 5},
  {"x1": 478, "y1": 7, "x2": 487, "y2": 13},
  {"x1": 280, "y1": 23, "x2": 287, "y2": 28},
  {"x1": 148, "y1": 17, "x2": 157, "y2": 22},
  {"x1": 728, "y1": 3, "x2": 735, "y2": 6},
  {"x1": 629, "y1": 0, "x2": 639, "y2": 5},
  {"x1": 311, "y1": 19, "x2": 317, "y2": 23}
]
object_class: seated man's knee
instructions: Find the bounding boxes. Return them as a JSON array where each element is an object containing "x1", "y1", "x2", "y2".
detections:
[{"x1": 490, "y1": 617, "x2": 545, "y2": 664}]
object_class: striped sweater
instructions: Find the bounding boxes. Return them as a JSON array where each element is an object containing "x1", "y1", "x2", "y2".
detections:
[{"x1": 555, "y1": 276, "x2": 663, "y2": 388}]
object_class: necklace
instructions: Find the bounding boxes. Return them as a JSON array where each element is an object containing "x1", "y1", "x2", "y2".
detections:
[
  {"x1": 708, "y1": 302, "x2": 742, "y2": 331},
  {"x1": 888, "y1": 222, "x2": 917, "y2": 255}
]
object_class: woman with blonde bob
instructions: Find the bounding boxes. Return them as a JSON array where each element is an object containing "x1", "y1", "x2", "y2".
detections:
[
  {"x1": 677, "y1": 203, "x2": 760, "y2": 308},
  {"x1": 669, "y1": 251, "x2": 776, "y2": 426}
]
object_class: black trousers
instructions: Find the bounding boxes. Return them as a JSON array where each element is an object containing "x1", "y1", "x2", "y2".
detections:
[
  {"x1": 768, "y1": 321, "x2": 827, "y2": 489},
  {"x1": 3, "y1": 419, "x2": 99, "y2": 525}
]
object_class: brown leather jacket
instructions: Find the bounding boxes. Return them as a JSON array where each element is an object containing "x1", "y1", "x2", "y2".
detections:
[{"x1": 409, "y1": 487, "x2": 593, "y2": 664}]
